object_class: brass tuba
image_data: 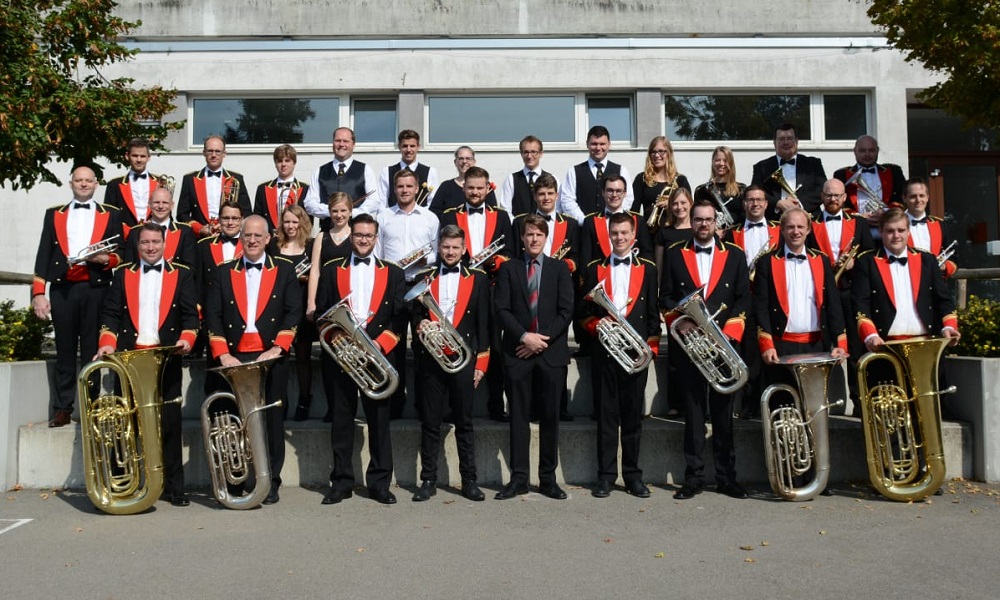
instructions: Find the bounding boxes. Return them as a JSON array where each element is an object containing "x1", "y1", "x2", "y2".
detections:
[
  {"x1": 77, "y1": 346, "x2": 178, "y2": 514},
  {"x1": 201, "y1": 356, "x2": 282, "y2": 510},
  {"x1": 404, "y1": 275, "x2": 473, "y2": 373},
  {"x1": 856, "y1": 337, "x2": 956, "y2": 501},
  {"x1": 317, "y1": 298, "x2": 400, "y2": 400},
  {"x1": 667, "y1": 287, "x2": 748, "y2": 394},
  {"x1": 760, "y1": 353, "x2": 844, "y2": 501},
  {"x1": 584, "y1": 279, "x2": 654, "y2": 374}
]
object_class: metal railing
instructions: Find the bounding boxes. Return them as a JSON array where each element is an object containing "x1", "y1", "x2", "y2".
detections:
[
  {"x1": 0, "y1": 271, "x2": 32, "y2": 285},
  {"x1": 953, "y1": 268, "x2": 1000, "y2": 309}
]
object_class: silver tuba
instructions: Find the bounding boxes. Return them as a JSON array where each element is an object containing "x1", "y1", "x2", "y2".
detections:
[
  {"x1": 760, "y1": 353, "x2": 845, "y2": 501},
  {"x1": 404, "y1": 276, "x2": 472, "y2": 373},
  {"x1": 201, "y1": 356, "x2": 282, "y2": 510},
  {"x1": 668, "y1": 287, "x2": 748, "y2": 394},
  {"x1": 317, "y1": 297, "x2": 400, "y2": 400},
  {"x1": 583, "y1": 279, "x2": 654, "y2": 374},
  {"x1": 69, "y1": 235, "x2": 120, "y2": 265}
]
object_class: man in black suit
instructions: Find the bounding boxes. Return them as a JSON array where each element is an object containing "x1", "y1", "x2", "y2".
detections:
[
  {"x1": 659, "y1": 200, "x2": 750, "y2": 500},
  {"x1": 96, "y1": 222, "x2": 199, "y2": 506},
  {"x1": 302, "y1": 127, "x2": 379, "y2": 224},
  {"x1": 315, "y1": 213, "x2": 405, "y2": 506},
  {"x1": 498, "y1": 135, "x2": 553, "y2": 217},
  {"x1": 579, "y1": 175, "x2": 654, "y2": 268},
  {"x1": 102, "y1": 137, "x2": 161, "y2": 232},
  {"x1": 832, "y1": 135, "x2": 907, "y2": 217},
  {"x1": 253, "y1": 144, "x2": 310, "y2": 232},
  {"x1": 32, "y1": 165, "x2": 123, "y2": 427},
  {"x1": 559, "y1": 125, "x2": 634, "y2": 224},
  {"x1": 205, "y1": 215, "x2": 302, "y2": 505},
  {"x1": 122, "y1": 187, "x2": 197, "y2": 268},
  {"x1": 494, "y1": 214, "x2": 575, "y2": 500},
  {"x1": 177, "y1": 135, "x2": 252, "y2": 238},
  {"x1": 750, "y1": 122, "x2": 827, "y2": 219},
  {"x1": 579, "y1": 213, "x2": 660, "y2": 499},
  {"x1": 410, "y1": 226, "x2": 489, "y2": 503}
]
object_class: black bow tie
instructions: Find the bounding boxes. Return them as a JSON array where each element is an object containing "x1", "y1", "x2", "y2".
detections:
[
  {"x1": 825, "y1": 214, "x2": 842, "y2": 222},
  {"x1": 780, "y1": 158, "x2": 796, "y2": 166},
  {"x1": 786, "y1": 252, "x2": 807, "y2": 261},
  {"x1": 73, "y1": 202, "x2": 91, "y2": 210},
  {"x1": 694, "y1": 245, "x2": 713, "y2": 254},
  {"x1": 614, "y1": 257, "x2": 631, "y2": 266},
  {"x1": 860, "y1": 166, "x2": 877, "y2": 174},
  {"x1": 207, "y1": 170, "x2": 222, "y2": 178},
  {"x1": 467, "y1": 206, "x2": 484, "y2": 215},
  {"x1": 132, "y1": 172, "x2": 147, "y2": 180},
  {"x1": 441, "y1": 265, "x2": 460, "y2": 275},
  {"x1": 143, "y1": 263, "x2": 162, "y2": 273},
  {"x1": 887, "y1": 255, "x2": 908, "y2": 266},
  {"x1": 911, "y1": 217, "x2": 928, "y2": 225},
  {"x1": 745, "y1": 221, "x2": 764, "y2": 229},
  {"x1": 536, "y1": 213, "x2": 552, "y2": 222},
  {"x1": 277, "y1": 181, "x2": 292, "y2": 189},
  {"x1": 244, "y1": 261, "x2": 262, "y2": 271},
  {"x1": 353, "y1": 256, "x2": 371, "y2": 266},
  {"x1": 220, "y1": 235, "x2": 239, "y2": 245}
]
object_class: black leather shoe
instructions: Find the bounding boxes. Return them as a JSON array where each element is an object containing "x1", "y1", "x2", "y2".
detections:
[
  {"x1": 489, "y1": 413, "x2": 510, "y2": 423},
  {"x1": 293, "y1": 405, "x2": 310, "y2": 422},
  {"x1": 674, "y1": 484, "x2": 703, "y2": 500},
  {"x1": 626, "y1": 480, "x2": 651, "y2": 498},
  {"x1": 593, "y1": 480, "x2": 613, "y2": 498},
  {"x1": 170, "y1": 493, "x2": 190, "y2": 507},
  {"x1": 412, "y1": 481, "x2": 436, "y2": 502},
  {"x1": 717, "y1": 482, "x2": 749, "y2": 499},
  {"x1": 538, "y1": 483, "x2": 567, "y2": 500},
  {"x1": 820, "y1": 487, "x2": 834, "y2": 497},
  {"x1": 48, "y1": 409, "x2": 72, "y2": 428},
  {"x1": 263, "y1": 484, "x2": 280, "y2": 505},
  {"x1": 321, "y1": 488, "x2": 353, "y2": 505},
  {"x1": 494, "y1": 481, "x2": 529, "y2": 500},
  {"x1": 370, "y1": 488, "x2": 397, "y2": 505},
  {"x1": 559, "y1": 412, "x2": 575, "y2": 422},
  {"x1": 461, "y1": 481, "x2": 485, "y2": 502}
]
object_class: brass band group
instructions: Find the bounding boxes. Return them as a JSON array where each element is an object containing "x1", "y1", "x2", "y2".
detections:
[{"x1": 31, "y1": 122, "x2": 961, "y2": 513}]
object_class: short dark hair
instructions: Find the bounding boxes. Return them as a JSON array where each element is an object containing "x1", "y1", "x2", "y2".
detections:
[
  {"x1": 601, "y1": 175, "x2": 627, "y2": 191},
  {"x1": 398, "y1": 129, "x2": 421, "y2": 145},
  {"x1": 774, "y1": 123, "x2": 797, "y2": 139},
  {"x1": 333, "y1": 127, "x2": 356, "y2": 143},
  {"x1": 744, "y1": 184, "x2": 766, "y2": 197},
  {"x1": 126, "y1": 138, "x2": 149, "y2": 153},
  {"x1": 905, "y1": 177, "x2": 929, "y2": 195},
  {"x1": 439, "y1": 224, "x2": 466, "y2": 242},
  {"x1": 587, "y1": 125, "x2": 611, "y2": 141},
  {"x1": 136, "y1": 221, "x2": 165, "y2": 240},
  {"x1": 519, "y1": 135, "x2": 544, "y2": 152},
  {"x1": 691, "y1": 199, "x2": 717, "y2": 216},
  {"x1": 273, "y1": 144, "x2": 297, "y2": 163},
  {"x1": 393, "y1": 168, "x2": 418, "y2": 185},
  {"x1": 879, "y1": 207, "x2": 909, "y2": 230},
  {"x1": 464, "y1": 166, "x2": 489, "y2": 182},
  {"x1": 350, "y1": 212, "x2": 379, "y2": 234},
  {"x1": 219, "y1": 199, "x2": 242, "y2": 216},
  {"x1": 533, "y1": 173, "x2": 558, "y2": 192},
  {"x1": 520, "y1": 213, "x2": 549, "y2": 237},
  {"x1": 607, "y1": 212, "x2": 635, "y2": 230}
]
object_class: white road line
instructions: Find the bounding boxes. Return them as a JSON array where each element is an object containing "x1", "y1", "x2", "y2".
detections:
[{"x1": 0, "y1": 519, "x2": 33, "y2": 536}]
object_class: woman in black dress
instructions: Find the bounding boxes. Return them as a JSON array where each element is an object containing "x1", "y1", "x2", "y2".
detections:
[
  {"x1": 632, "y1": 136, "x2": 691, "y2": 230},
  {"x1": 693, "y1": 145, "x2": 746, "y2": 230}
]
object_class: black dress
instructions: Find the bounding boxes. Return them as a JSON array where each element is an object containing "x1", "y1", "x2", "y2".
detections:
[
  {"x1": 631, "y1": 174, "x2": 692, "y2": 218},
  {"x1": 693, "y1": 181, "x2": 747, "y2": 227},
  {"x1": 656, "y1": 226, "x2": 695, "y2": 248},
  {"x1": 274, "y1": 240, "x2": 318, "y2": 343}
]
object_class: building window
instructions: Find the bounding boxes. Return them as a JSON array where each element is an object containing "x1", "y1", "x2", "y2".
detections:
[
  {"x1": 427, "y1": 96, "x2": 575, "y2": 144},
  {"x1": 353, "y1": 99, "x2": 397, "y2": 144},
  {"x1": 587, "y1": 96, "x2": 633, "y2": 144},
  {"x1": 664, "y1": 94, "x2": 811, "y2": 142},
  {"x1": 824, "y1": 94, "x2": 868, "y2": 140},
  {"x1": 192, "y1": 98, "x2": 340, "y2": 145}
]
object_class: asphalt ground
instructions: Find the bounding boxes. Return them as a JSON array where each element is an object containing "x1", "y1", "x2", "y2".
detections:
[{"x1": 3, "y1": 480, "x2": 999, "y2": 600}]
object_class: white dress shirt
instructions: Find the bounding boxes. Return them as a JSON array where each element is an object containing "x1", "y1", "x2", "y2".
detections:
[
  {"x1": 349, "y1": 254, "x2": 376, "y2": 323},
  {"x1": 886, "y1": 253, "x2": 928, "y2": 338},
  {"x1": 136, "y1": 260, "x2": 164, "y2": 345},
  {"x1": 222, "y1": 234, "x2": 240, "y2": 262},
  {"x1": 130, "y1": 170, "x2": 151, "y2": 219},
  {"x1": 783, "y1": 246, "x2": 819, "y2": 334},
  {"x1": 67, "y1": 199, "x2": 98, "y2": 258},
  {"x1": 205, "y1": 169, "x2": 223, "y2": 219},
  {"x1": 243, "y1": 258, "x2": 264, "y2": 334},
  {"x1": 743, "y1": 219, "x2": 769, "y2": 267},
  {"x1": 374, "y1": 204, "x2": 439, "y2": 277},
  {"x1": 465, "y1": 204, "x2": 487, "y2": 256},
  {"x1": 376, "y1": 161, "x2": 441, "y2": 210},
  {"x1": 302, "y1": 157, "x2": 379, "y2": 218},
  {"x1": 907, "y1": 210, "x2": 931, "y2": 252},
  {"x1": 694, "y1": 243, "x2": 714, "y2": 287},
  {"x1": 558, "y1": 157, "x2": 634, "y2": 224},
  {"x1": 610, "y1": 252, "x2": 633, "y2": 313},
  {"x1": 822, "y1": 210, "x2": 845, "y2": 262},
  {"x1": 437, "y1": 266, "x2": 460, "y2": 323}
]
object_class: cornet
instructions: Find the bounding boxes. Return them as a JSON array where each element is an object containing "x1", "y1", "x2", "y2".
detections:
[
  {"x1": 584, "y1": 279, "x2": 654, "y2": 374},
  {"x1": 397, "y1": 241, "x2": 434, "y2": 275},
  {"x1": 645, "y1": 180, "x2": 678, "y2": 229},
  {"x1": 469, "y1": 235, "x2": 505, "y2": 270},
  {"x1": 833, "y1": 242, "x2": 860, "y2": 285},
  {"x1": 68, "y1": 235, "x2": 120, "y2": 265},
  {"x1": 937, "y1": 240, "x2": 958, "y2": 269},
  {"x1": 404, "y1": 276, "x2": 472, "y2": 373},
  {"x1": 317, "y1": 297, "x2": 400, "y2": 400}
]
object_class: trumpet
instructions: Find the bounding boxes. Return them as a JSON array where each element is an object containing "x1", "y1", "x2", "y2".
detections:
[
  {"x1": 317, "y1": 297, "x2": 400, "y2": 400},
  {"x1": 845, "y1": 169, "x2": 886, "y2": 214},
  {"x1": 769, "y1": 167, "x2": 801, "y2": 203},
  {"x1": 584, "y1": 279, "x2": 654, "y2": 374},
  {"x1": 833, "y1": 242, "x2": 860, "y2": 285},
  {"x1": 404, "y1": 276, "x2": 472, "y2": 373},
  {"x1": 397, "y1": 241, "x2": 434, "y2": 274},
  {"x1": 293, "y1": 256, "x2": 311, "y2": 279},
  {"x1": 645, "y1": 180, "x2": 678, "y2": 229},
  {"x1": 68, "y1": 235, "x2": 120, "y2": 265},
  {"x1": 201, "y1": 356, "x2": 282, "y2": 510},
  {"x1": 668, "y1": 287, "x2": 748, "y2": 394},
  {"x1": 551, "y1": 238, "x2": 571, "y2": 261},
  {"x1": 469, "y1": 235, "x2": 506, "y2": 270},
  {"x1": 760, "y1": 353, "x2": 844, "y2": 501},
  {"x1": 704, "y1": 182, "x2": 736, "y2": 230},
  {"x1": 937, "y1": 240, "x2": 958, "y2": 269}
]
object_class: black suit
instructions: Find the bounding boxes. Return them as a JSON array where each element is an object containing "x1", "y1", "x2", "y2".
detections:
[
  {"x1": 833, "y1": 163, "x2": 907, "y2": 212},
  {"x1": 659, "y1": 238, "x2": 749, "y2": 487},
  {"x1": 750, "y1": 154, "x2": 827, "y2": 219},
  {"x1": 123, "y1": 220, "x2": 197, "y2": 269},
  {"x1": 315, "y1": 257, "x2": 404, "y2": 494},
  {"x1": 102, "y1": 172, "x2": 160, "y2": 229},
  {"x1": 511, "y1": 212, "x2": 581, "y2": 276},
  {"x1": 177, "y1": 168, "x2": 252, "y2": 236},
  {"x1": 579, "y1": 211, "x2": 653, "y2": 269},
  {"x1": 252, "y1": 179, "x2": 310, "y2": 232},
  {"x1": 494, "y1": 254, "x2": 574, "y2": 486}
]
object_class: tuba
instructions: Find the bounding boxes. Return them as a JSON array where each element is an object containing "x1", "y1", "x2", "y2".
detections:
[
  {"x1": 667, "y1": 287, "x2": 748, "y2": 394},
  {"x1": 404, "y1": 276, "x2": 472, "y2": 373},
  {"x1": 856, "y1": 337, "x2": 956, "y2": 501},
  {"x1": 77, "y1": 346, "x2": 178, "y2": 514},
  {"x1": 584, "y1": 279, "x2": 654, "y2": 374},
  {"x1": 760, "y1": 353, "x2": 844, "y2": 501},
  {"x1": 317, "y1": 298, "x2": 400, "y2": 400},
  {"x1": 201, "y1": 356, "x2": 282, "y2": 510}
]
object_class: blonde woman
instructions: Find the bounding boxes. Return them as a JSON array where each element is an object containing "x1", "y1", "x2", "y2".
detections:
[
  {"x1": 694, "y1": 146, "x2": 746, "y2": 228},
  {"x1": 631, "y1": 136, "x2": 691, "y2": 225}
]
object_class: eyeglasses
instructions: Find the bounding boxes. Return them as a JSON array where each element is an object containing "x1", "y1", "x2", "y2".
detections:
[
  {"x1": 604, "y1": 189, "x2": 626, "y2": 196},
  {"x1": 352, "y1": 233, "x2": 376, "y2": 240},
  {"x1": 649, "y1": 150, "x2": 668, "y2": 156},
  {"x1": 744, "y1": 197, "x2": 767, "y2": 204},
  {"x1": 520, "y1": 150, "x2": 541, "y2": 156},
  {"x1": 822, "y1": 193, "x2": 846, "y2": 199},
  {"x1": 692, "y1": 217, "x2": 716, "y2": 225},
  {"x1": 455, "y1": 157, "x2": 474, "y2": 162}
]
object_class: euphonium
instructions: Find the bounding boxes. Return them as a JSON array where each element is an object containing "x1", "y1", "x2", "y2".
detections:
[
  {"x1": 856, "y1": 337, "x2": 956, "y2": 501},
  {"x1": 201, "y1": 356, "x2": 282, "y2": 510},
  {"x1": 77, "y1": 346, "x2": 178, "y2": 514},
  {"x1": 667, "y1": 287, "x2": 748, "y2": 394},
  {"x1": 317, "y1": 297, "x2": 400, "y2": 400},
  {"x1": 469, "y1": 235, "x2": 505, "y2": 269},
  {"x1": 760, "y1": 353, "x2": 844, "y2": 501},
  {"x1": 833, "y1": 242, "x2": 860, "y2": 285},
  {"x1": 844, "y1": 169, "x2": 886, "y2": 214},
  {"x1": 769, "y1": 166, "x2": 801, "y2": 203},
  {"x1": 68, "y1": 235, "x2": 120, "y2": 265},
  {"x1": 404, "y1": 276, "x2": 472, "y2": 373},
  {"x1": 584, "y1": 279, "x2": 654, "y2": 374}
]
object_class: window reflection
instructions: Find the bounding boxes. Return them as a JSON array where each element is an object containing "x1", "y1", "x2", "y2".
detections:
[
  {"x1": 428, "y1": 96, "x2": 575, "y2": 144},
  {"x1": 664, "y1": 94, "x2": 810, "y2": 141},
  {"x1": 193, "y1": 98, "x2": 340, "y2": 144}
]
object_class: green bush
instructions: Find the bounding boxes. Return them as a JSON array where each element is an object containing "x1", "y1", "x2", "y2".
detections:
[
  {"x1": 0, "y1": 299, "x2": 53, "y2": 362},
  {"x1": 952, "y1": 295, "x2": 1000, "y2": 358}
]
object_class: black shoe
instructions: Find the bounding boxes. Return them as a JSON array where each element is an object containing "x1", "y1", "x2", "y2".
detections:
[
  {"x1": 461, "y1": 481, "x2": 485, "y2": 502},
  {"x1": 934, "y1": 487, "x2": 944, "y2": 496},
  {"x1": 626, "y1": 480, "x2": 651, "y2": 498},
  {"x1": 412, "y1": 481, "x2": 436, "y2": 502},
  {"x1": 495, "y1": 481, "x2": 529, "y2": 500},
  {"x1": 489, "y1": 413, "x2": 510, "y2": 423},
  {"x1": 321, "y1": 488, "x2": 353, "y2": 505},
  {"x1": 48, "y1": 409, "x2": 72, "y2": 428},
  {"x1": 820, "y1": 487, "x2": 834, "y2": 497},
  {"x1": 370, "y1": 488, "x2": 397, "y2": 505},
  {"x1": 593, "y1": 480, "x2": 613, "y2": 498},
  {"x1": 263, "y1": 484, "x2": 280, "y2": 505},
  {"x1": 169, "y1": 493, "x2": 190, "y2": 507},
  {"x1": 538, "y1": 482, "x2": 567, "y2": 500},
  {"x1": 293, "y1": 405, "x2": 310, "y2": 422},
  {"x1": 674, "y1": 484, "x2": 703, "y2": 500},
  {"x1": 559, "y1": 412, "x2": 574, "y2": 422},
  {"x1": 717, "y1": 482, "x2": 749, "y2": 499},
  {"x1": 322, "y1": 411, "x2": 333, "y2": 423}
]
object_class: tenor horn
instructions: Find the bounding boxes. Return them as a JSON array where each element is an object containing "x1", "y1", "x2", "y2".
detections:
[
  {"x1": 584, "y1": 279, "x2": 654, "y2": 374},
  {"x1": 845, "y1": 169, "x2": 886, "y2": 214},
  {"x1": 77, "y1": 346, "x2": 178, "y2": 514},
  {"x1": 760, "y1": 353, "x2": 844, "y2": 501},
  {"x1": 769, "y1": 167, "x2": 801, "y2": 203},
  {"x1": 856, "y1": 337, "x2": 956, "y2": 501},
  {"x1": 405, "y1": 276, "x2": 473, "y2": 374},
  {"x1": 317, "y1": 298, "x2": 400, "y2": 400},
  {"x1": 201, "y1": 356, "x2": 282, "y2": 510},
  {"x1": 668, "y1": 287, "x2": 748, "y2": 394}
]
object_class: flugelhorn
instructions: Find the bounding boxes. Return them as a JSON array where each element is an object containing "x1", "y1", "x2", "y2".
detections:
[
  {"x1": 404, "y1": 276, "x2": 472, "y2": 373},
  {"x1": 317, "y1": 297, "x2": 400, "y2": 400},
  {"x1": 645, "y1": 180, "x2": 678, "y2": 229},
  {"x1": 201, "y1": 356, "x2": 282, "y2": 510},
  {"x1": 856, "y1": 337, "x2": 956, "y2": 501},
  {"x1": 77, "y1": 346, "x2": 178, "y2": 514},
  {"x1": 845, "y1": 169, "x2": 886, "y2": 214},
  {"x1": 769, "y1": 167, "x2": 801, "y2": 203},
  {"x1": 68, "y1": 235, "x2": 120, "y2": 265},
  {"x1": 469, "y1": 235, "x2": 505, "y2": 270},
  {"x1": 668, "y1": 287, "x2": 748, "y2": 394},
  {"x1": 937, "y1": 240, "x2": 958, "y2": 269},
  {"x1": 833, "y1": 242, "x2": 860, "y2": 285},
  {"x1": 584, "y1": 279, "x2": 654, "y2": 374},
  {"x1": 760, "y1": 353, "x2": 844, "y2": 501}
]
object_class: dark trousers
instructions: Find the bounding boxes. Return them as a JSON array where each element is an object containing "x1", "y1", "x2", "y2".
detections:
[
  {"x1": 735, "y1": 311, "x2": 764, "y2": 417},
  {"x1": 222, "y1": 351, "x2": 288, "y2": 488},
  {"x1": 160, "y1": 356, "x2": 185, "y2": 495},
  {"x1": 417, "y1": 356, "x2": 477, "y2": 483},
  {"x1": 838, "y1": 286, "x2": 862, "y2": 404},
  {"x1": 505, "y1": 356, "x2": 565, "y2": 485},
  {"x1": 595, "y1": 351, "x2": 646, "y2": 484},
  {"x1": 390, "y1": 284, "x2": 419, "y2": 419},
  {"x1": 486, "y1": 286, "x2": 507, "y2": 418},
  {"x1": 49, "y1": 281, "x2": 107, "y2": 412},
  {"x1": 327, "y1": 362, "x2": 394, "y2": 492},
  {"x1": 674, "y1": 346, "x2": 737, "y2": 486}
]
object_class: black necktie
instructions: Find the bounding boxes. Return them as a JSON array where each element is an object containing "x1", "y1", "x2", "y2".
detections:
[
  {"x1": 786, "y1": 252, "x2": 807, "y2": 261},
  {"x1": 220, "y1": 235, "x2": 238, "y2": 245},
  {"x1": 244, "y1": 261, "x2": 262, "y2": 271},
  {"x1": 467, "y1": 206, "x2": 484, "y2": 215},
  {"x1": 911, "y1": 217, "x2": 928, "y2": 225},
  {"x1": 694, "y1": 245, "x2": 712, "y2": 254},
  {"x1": 354, "y1": 256, "x2": 371, "y2": 266},
  {"x1": 441, "y1": 265, "x2": 460, "y2": 275},
  {"x1": 337, "y1": 164, "x2": 346, "y2": 178},
  {"x1": 132, "y1": 172, "x2": 147, "y2": 180},
  {"x1": 745, "y1": 222, "x2": 764, "y2": 229},
  {"x1": 536, "y1": 212, "x2": 552, "y2": 222},
  {"x1": 861, "y1": 166, "x2": 877, "y2": 174},
  {"x1": 73, "y1": 202, "x2": 91, "y2": 210},
  {"x1": 159, "y1": 224, "x2": 168, "y2": 235},
  {"x1": 143, "y1": 263, "x2": 162, "y2": 273},
  {"x1": 595, "y1": 163, "x2": 605, "y2": 179},
  {"x1": 614, "y1": 257, "x2": 631, "y2": 266},
  {"x1": 888, "y1": 255, "x2": 908, "y2": 266},
  {"x1": 527, "y1": 171, "x2": 536, "y2": 188},
  {"x1": 404, "y1": 165, "x2": 413, "y2": 173},
  {"x1": 207, "y1": 170, "x2": 221, "y2": 178},
  {"x1": 826, "y1": 214, "x2": 842, "y2": 222},
  {"x1": 780, "y1": 158, "x2": 796, "y2": 166}
]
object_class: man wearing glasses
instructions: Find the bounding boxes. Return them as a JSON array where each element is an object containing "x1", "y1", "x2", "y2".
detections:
[
  {"x1": 750, "y1": 123, "x2": 827, "y2": 220},
  {"x1": 579, "y1": 175, "x2": 653, "y2": 269},
  {"x1": 178, "y1": 135, "x2": 252, "y2": 237},
  {"x1": 498, "y1": 135, "x2": 554, "y2": 217}
]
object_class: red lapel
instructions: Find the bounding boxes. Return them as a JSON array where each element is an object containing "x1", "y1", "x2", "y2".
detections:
[
  {"x1": 841, "y1": 218, "x2": 857, "y2": 254},
  {"x1": 623, "y1": 262, "x2": 644, "y2": 317},
  {"x1": 908, "y1": 249, "x2": 922, "y2": 302},
  {"x1": 484, "y1": 209, "x2": 498, "y2": 246},
  {"x1": 731, "y1": 228, "x2": 745, "y2": 249},
  {"x1": 878, "y1": 166, "x2": 893, "y2": 201},
  {"x1": 159, "y1": 267, "x2": 178, "y2": 328},
  {"x1": 264, "y1": 185, "x2": 280, "y2": 225},
  {"x1": 193, "y1": 175, "x2": 210, "y2": 220},
  {"x1": 230, "y1": 267, "x2": 249, "y2": 325},
  {"x1": 875, "y1": 254, "x2": 895, "y2": 307},
  {"x1": 452, "y1": 271, "x2": 473, "y2": 328},
  {"x1": 767, "y1": 225, "x2": 781, "y2": 247},
  {"x1": 455, "y1": 212, "x2": 472, "y2": 257},
  {"x1": 91, "y1": 209, "x2": 110, "y2": 244},
  {"x1": 809, "y1": 253, "x2": 825, "y2": 310},
  {"x1": 125, "y1": 267, "x2": 141, "y2": 332},
  {"x1": 927, "y1": 220, "x2": 943, "y2": 254},
  {"x1": 209, "y1": 239, "x2": 243, "y2": 266},
  {"x1": 256, "y1": 261, "x2": 277, "y2": 321},
  {"x1": 551, "y1": 219, "x2": 568, "y2": 251},
  {"x1": 164, "y1": 228, "x2": 180, "y2": 261},
  {"x1": 594, "y1": 216, "x2": 611, "y2": 257},
  {"x1": 812, "y1": 220, "x2": 834, "y2": 259},
  {"x1": 705, "y1": 244, "x2": 727, "y2": 298},
  {"x1": 54, "y1": 208, "x2": 70, "y2": 257},
  {"x1": 118, "y1": 180, "x2": 139, "y2": 220},
  {"x1": 337, "y1": 262, "x2": 351, "y2": 303},
  {"x1": 681, "y1": 245, "x2": 702, "y2": 288},
  {"x1": 772, "y1": 254, "x2": 789, "y2": 316},
  {"x1": 367, "y1": 264, "x2": 388, "y2": 325}
]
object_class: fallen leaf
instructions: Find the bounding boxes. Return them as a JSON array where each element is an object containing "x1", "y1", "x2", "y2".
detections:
[
  {"x1": 760, "y1": 541, "x2": 769, "y2": 547},
  {"x1": 604, "y1": 538, "x2": 614, "y2": 543},
  {"x1": 40, "y1": 493, "x2": 49, "y2": 500},
  {"x1": 442, "y1": 500, "x2": 455, "y2": 505},
  {"x1": 12, "y1": 484, "x2": 22, "y2": 491},
  {"x1": 356, "y1": 548, "x2": 366, "y2": 553},
  {"x1": 74, "y1": 527, "x2": 83, "y2": 533},
  {"x1": 654, "y1": 552, "x2": 665, "y2": 558},
  {"x1": 739, "y1": 545, "x2": 754, "y2": 551},
  {"x1": 744, "y1": 558, "x2": 755, "y2": 563},
  {"x1": 971, "y1": 508, "x2": 980, "y2": 514},
  {"x1": 819, "y1": 530, "x2": 827, "y2": 535}
]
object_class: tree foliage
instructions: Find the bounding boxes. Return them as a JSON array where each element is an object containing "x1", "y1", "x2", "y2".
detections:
[
  {"x1": 0, "y1": 0, "x2": 183, "y2": 190},
  {"x1": 865, "y1": 0, "x2": 1000, "y2": 130}
]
